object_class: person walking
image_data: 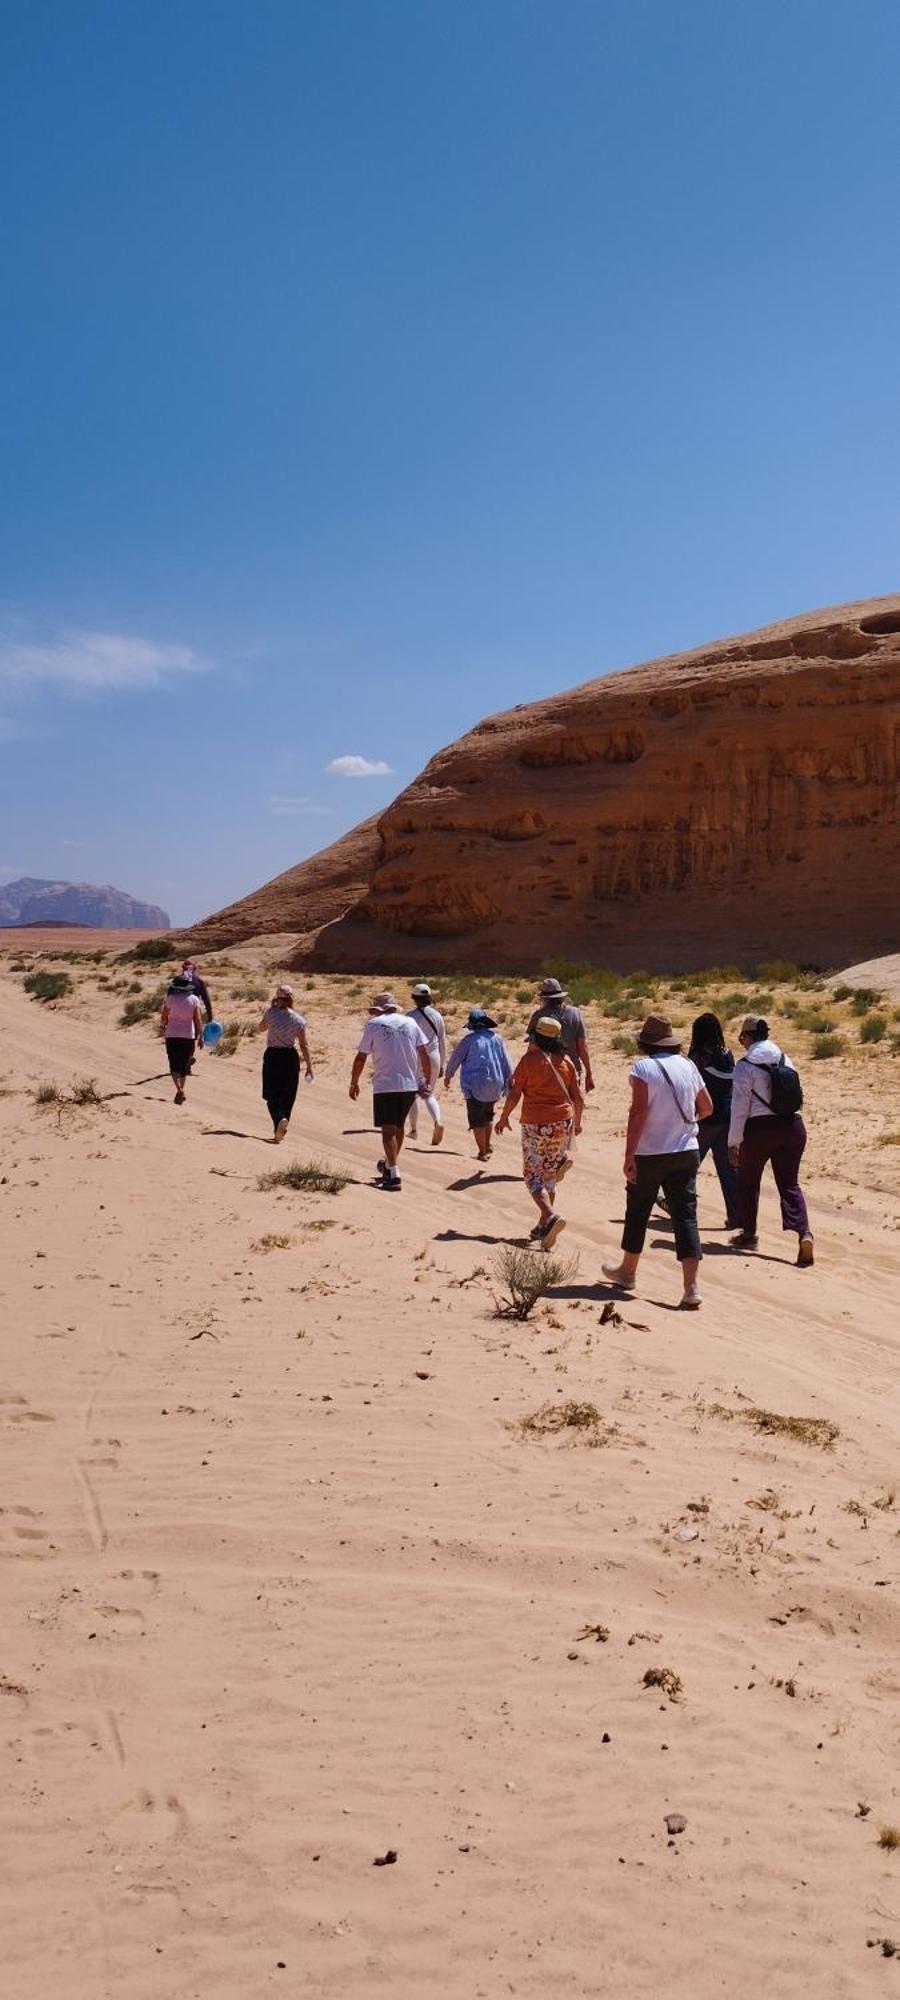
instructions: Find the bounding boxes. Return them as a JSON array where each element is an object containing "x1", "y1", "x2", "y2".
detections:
[
  {"x1": 257, "y1": 983, "x2": 313, "y2": 1142},
  {"x1": 159, "y1": 972, "x2": 206, "y2": 1105},
  {"x1": 181, "y1": 958, "x2": 213, "y2": 1023},
  {"x1": 444, "y1": 1007, "x2": 513, "y2": 1161},
  {"x1": 602, "y1": 1014, "x2": 711, "y2": 1309},
  {"x1": 406, "y1": 981, "x2": 446, "y2": 1146},
  {"x1": 495, "y1": 1016, "x2": 584, "y2": 1248},
  {"x1": 527, "y1": 977, "x2": 595, "y2": 1093},
  {"x1": 349, "y1": 993, "x2": 432, "y2": 1192},
  {"x1": 688, "y1": 1012, "x2": 741, "y2": 1228},
  {"x1": 728, "y1": 1014, "x2": 813, "y2": 1265}
]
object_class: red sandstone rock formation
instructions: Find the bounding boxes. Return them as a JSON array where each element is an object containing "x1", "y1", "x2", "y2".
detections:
[{"x1": 190, "y1": 598, "x2": 900, "y2": 971}]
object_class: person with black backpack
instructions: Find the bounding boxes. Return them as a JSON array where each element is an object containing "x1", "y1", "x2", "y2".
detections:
[{"x1": 728, "y1": 1014, "x2": 813, "y2": 1266}]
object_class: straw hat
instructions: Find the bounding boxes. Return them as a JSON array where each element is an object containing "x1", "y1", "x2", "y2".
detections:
[{"x1": 534, "y1": 1015, "x2": 563, "y2": 1041}]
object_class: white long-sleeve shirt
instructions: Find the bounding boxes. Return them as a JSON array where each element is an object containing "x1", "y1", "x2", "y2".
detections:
[
  {"x1": 728, "y1": 1039, "x2": 798, "y2": 1146},
  {"x1": 408, "y1": 1004, "x2": 446, "y2": 1069}
]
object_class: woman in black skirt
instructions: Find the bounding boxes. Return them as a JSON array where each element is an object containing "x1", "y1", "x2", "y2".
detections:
[{"x1": 257, "y1": 984, "x2": 313, "y2": 1142}]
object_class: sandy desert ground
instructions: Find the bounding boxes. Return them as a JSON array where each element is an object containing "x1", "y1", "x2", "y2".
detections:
[{"x1": 1, "y1": 942, "x2": 899, "y2": 1999}]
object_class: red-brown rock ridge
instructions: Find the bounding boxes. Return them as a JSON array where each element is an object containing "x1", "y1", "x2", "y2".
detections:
[{"x1": 188, "y1": 597, "x2": 900, "y2": 971}]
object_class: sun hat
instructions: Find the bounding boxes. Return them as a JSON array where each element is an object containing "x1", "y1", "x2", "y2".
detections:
[
  {"x1": 534, "y1": 1015, "x2": 563, "y2": 1041},
  {"x1": 371, "y1": 991, "x2": 399, "y2": 1012},
  {"x1": 538, "y1": 976, "x2": 566, "y2": 998},
  {"x1": 739, "y1": 1013, "x2": 768, "y2": 1037},
  {"x1": 169, "y1": 973, "x2": 192, "y2": 992},
  {"x1": 637, "y1": 1013, "x2": 681, "y2": 1050},
  {"x1": 411, "y1": 981, "x2": 432, "y2": 998},
  {"x1": 468, "y1": 1006, "x2": 498, "y2": 1029}
]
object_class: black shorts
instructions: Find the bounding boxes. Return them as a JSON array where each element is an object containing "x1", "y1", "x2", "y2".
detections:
[
  {"x1": 466, "y1": 1095, "x2": 496, "y2": 1128},
  {"x1": 373, "y1": 1090, "x2": 416, "y2": 1129},
  {"x1": 165, "y1": 1036, "x2": 195, "y2": 1077}
]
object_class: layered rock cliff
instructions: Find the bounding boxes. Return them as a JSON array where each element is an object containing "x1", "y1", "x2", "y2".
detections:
[{"x1": 190, "y1": 597, "x2": 900, "y2": 972}]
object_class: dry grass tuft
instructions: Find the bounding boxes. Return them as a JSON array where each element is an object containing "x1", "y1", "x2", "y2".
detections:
[
  {"x1": 709, "y1": 1403, "x2": 839, "y2": 1449},
  {"x1": 258, "y1": 1161, "x2": 351, "y2": 1195},
  {"x1": 252, "y1": 1233, "x2": 293, "y2": 1253},
  {"x1": 491, "y1": 1244, "x2": 579, "y2": 1320},
  {"x1": 878, "y1": 1826, "x2": 900, "y2": 1852},
  {"x1": 517, "y1": 1399, "x2": 605, "y2": 1439}
]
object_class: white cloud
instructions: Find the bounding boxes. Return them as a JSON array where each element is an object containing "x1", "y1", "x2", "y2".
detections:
[
  {"x1": 267, "y1": 794, "x2": 334, "y2": 817},
  {"x1": 0, "y1": 628, "x2": 203, "y2": 694},
  {"x1": 326, "y1": 754, "x2": 393, "y2": 779}
]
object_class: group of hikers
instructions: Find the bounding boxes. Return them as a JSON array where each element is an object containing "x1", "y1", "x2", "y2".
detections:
[{"x1": 159, "y1": 963, "x2": 813, "y2": 1310}]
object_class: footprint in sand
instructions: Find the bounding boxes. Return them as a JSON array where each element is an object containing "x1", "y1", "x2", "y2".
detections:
[
  {"x1": 134, "y1": 1789, "x2": 190, "y2": 1840},
  {"x1": 1, "y1": 1395, "x2": 56, "y2": 1426},
  {"x1": 0, "y1": 1503, "x2": 52, "y2": 1560}
]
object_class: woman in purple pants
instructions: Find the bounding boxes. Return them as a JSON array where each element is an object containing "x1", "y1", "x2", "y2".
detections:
[{"x1": 728, "y1": 1014, "x2": 814, "y2": 1266}]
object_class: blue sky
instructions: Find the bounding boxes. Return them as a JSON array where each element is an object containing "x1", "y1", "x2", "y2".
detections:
[{"x1": 1, "y1": 0, "x2": 898, "y2": 924}]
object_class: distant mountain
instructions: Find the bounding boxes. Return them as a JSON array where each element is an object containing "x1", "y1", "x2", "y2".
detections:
[{"x1": 0, "y1": 877, "x2": 170, "y2": 930}]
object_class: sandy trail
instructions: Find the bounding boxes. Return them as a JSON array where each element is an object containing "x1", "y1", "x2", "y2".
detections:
[{"x1": 1, "y1": 968, "x2": 899, "y2": 1998}]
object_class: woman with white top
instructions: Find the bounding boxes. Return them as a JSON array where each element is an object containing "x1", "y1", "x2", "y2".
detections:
[
  {"x1": 602, "y1": 1014, "x2": 712, "y2": 1310},
  {"x1": 257, "y1": 983, "x2": 313, "y2": 1142},
  {"x1": 406, "y1": 981, "x2": 446, "y2": 1146},
  {"x1": 728, "y1": 1014, "x2": 813, "y2": 1265},
  {"x1": 159, "y1": 973, "x2": 206, "y2": 1106}
]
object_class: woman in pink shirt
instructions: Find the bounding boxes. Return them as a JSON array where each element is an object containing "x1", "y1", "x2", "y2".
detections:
[{"x1": 159, "y1": 973, "x2": 206, "y2": 1105}]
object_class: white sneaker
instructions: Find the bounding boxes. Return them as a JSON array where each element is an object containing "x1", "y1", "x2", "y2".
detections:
[
  {"x1": 601, "y1": 1262, "x2": 636, "y2": 1289},
  {"x1": 679, "y1": 1283, "x2": 702, "y2": 1310},
  {"x1": 274, "y1": 1117, "x2": 288, "y2": 1144}
]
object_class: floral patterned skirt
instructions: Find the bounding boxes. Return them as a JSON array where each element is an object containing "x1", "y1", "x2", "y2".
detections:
[{"x1": 521, "y1": 1119, "x2": 573, "y2": 1197}]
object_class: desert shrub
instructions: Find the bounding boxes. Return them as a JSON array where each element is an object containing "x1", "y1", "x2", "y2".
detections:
[
  {"x1": 716, "y1": 991, "x2": 752, "y2": 1019},
  {"x1": 610, "y1": 1031, "x2": 634, "y2": 1053},
  {"x1": 794, "y1": 1010, "x2": 835, "y2": 1035},
  {"x1": 70, "y1": 1076, "x2": 103, "y2": 1106},
  {"x1": 876, "y1": 1131, "x2": 900, "y2": 1148},
  {"x1": 850, "y1": 988, "x2": 883, "y2": 1014},
  {"x1": 491, "y1": 1244, "x2": 578, "y2": 1319},
  {"x1": 811, "y1": 1034, "x2": 845, "y2": 1060},
  {"x1": 859, "y1": 1013, "x2": 887, "y2": 1044},
  {"x1": 780, "y1": 998, "x2": 799, "y2": 1017},
  {"x1": 117, "y1": 936, "x2": 174, "y2": 964},
  {"x1": 120, "y1": 985, "x2": 167, "y2": 1026},
  {"x1": 257, "y1": 1160, "x2": 351, "y2": 1195},
  {"x1": 33, "y1": 1081, "x2": 63, "y2": 1105},
  {"x1": 756, "y1": 960, "x2": 802, "y2": 984},
  {"x1": 23, "y1": 970, "x2": 72, "y2": 1003},
  {"x1": 214, "y1": 1020, "x2": 254, "y2": 1056},
  {"x1": 831, "y1": 983, "x2": 853, "y2": 1002},
  {"x1": 233, "y1": 981, "x2": 267, "y2": 1002},
  {"x1": 519, "y1": 1398, "x2": 603, "y2": 1435}
]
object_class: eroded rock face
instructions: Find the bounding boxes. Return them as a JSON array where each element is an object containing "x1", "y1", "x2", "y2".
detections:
[
  {"x1": 308, "y1": 597, "x2": 900, "y2": 971},
  {"x1": 187, "y1": 598, "x2": 899, "y2": 971}
]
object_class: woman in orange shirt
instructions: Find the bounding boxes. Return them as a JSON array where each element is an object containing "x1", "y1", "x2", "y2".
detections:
[{"x1": 495, "y1": 1016, "x2": 584, "y2": 1248}]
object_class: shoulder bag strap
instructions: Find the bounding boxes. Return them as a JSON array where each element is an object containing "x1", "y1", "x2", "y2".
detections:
[{"x1": 650, "y1": 1055, "x2": 694, "y2": 1126}]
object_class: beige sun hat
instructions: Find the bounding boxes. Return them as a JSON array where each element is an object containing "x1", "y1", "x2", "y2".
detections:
[
  {"x1": 534, "y1": 1015, "x2": 563, "y2": 1040},
  {"x1": 371, "y1": 991, "x2": 399, "y2": 1012}
]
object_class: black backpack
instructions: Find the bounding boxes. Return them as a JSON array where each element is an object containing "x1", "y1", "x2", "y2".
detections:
[{"x1": 753, "y1": 1055, "x2": 803, "y2": 1116}]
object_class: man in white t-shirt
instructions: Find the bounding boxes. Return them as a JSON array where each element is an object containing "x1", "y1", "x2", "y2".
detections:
[
  {"x1": 602, "y1": 1014, "x2": 712, "y2": 1310},
  {"x1": 349, "y1": 993, "x2": 432, "y2": 1191}
]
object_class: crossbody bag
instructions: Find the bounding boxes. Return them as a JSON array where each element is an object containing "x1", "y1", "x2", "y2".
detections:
[{"x1": 650, "y1": 1055, "x2": 695, "y2": 1128}]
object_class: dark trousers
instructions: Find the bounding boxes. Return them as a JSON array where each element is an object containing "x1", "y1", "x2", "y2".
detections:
[
  {"x1": 262, "y1": 1046, "x2": 300, "y2": 1128},
  {"x1": 738, "y1": 1115, "x2": 809, "y2": 1238},
  {"x1": 697, "y1": 1117, "x2": 740, "y2": 1224},
  {"x1": 623, "y1": 1151, "x2": 701, "y2": 1262}
]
